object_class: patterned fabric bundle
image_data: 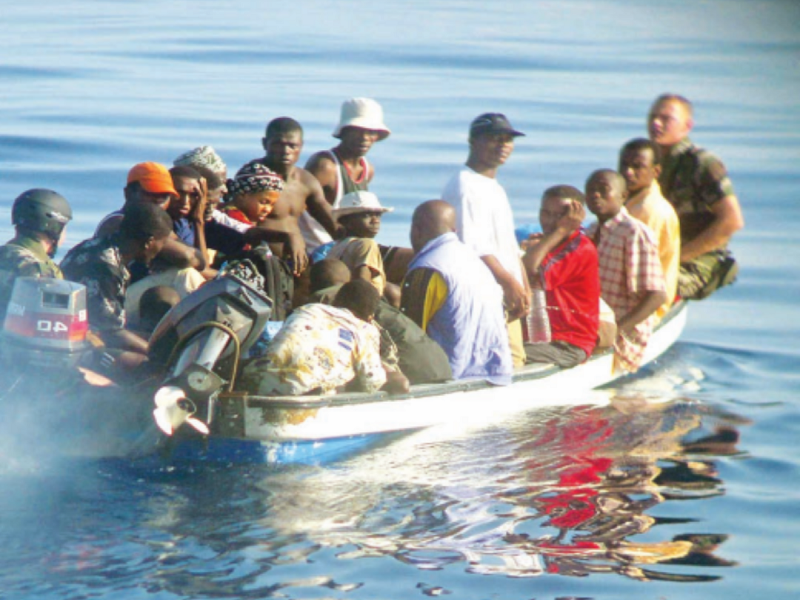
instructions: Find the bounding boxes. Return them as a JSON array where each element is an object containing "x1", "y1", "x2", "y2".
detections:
[{"x1": 226, "y1": 162, "x2": 284, "y2": 200}]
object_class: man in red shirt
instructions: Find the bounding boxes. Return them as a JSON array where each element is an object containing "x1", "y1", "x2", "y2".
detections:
[{"x1": 522, "y1": 185, "x2": 600, "y2": 367}]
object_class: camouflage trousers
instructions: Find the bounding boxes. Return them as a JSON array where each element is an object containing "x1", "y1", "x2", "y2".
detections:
[{"x1": 678, "y1": 249, "x2": 738, "y2": 300}]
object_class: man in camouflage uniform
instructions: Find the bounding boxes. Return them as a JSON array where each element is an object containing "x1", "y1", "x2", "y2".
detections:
[
  {"x1": 0, "y1": 189, "x2": 72, "y2": 318},
  {"x1": 648, "y1": 94, "x2": 744, "y2": 299}
]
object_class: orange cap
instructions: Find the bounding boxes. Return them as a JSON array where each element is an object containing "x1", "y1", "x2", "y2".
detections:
[{"x1": 127, "y1": 162, "x2": 179, "y2": 198}]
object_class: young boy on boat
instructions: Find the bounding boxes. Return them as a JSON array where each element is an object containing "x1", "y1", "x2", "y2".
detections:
[
  {"x1": 522, "y1": 185, "x2": 600, "y2": 368},
  {"x1": 619, "y1": 138, "x2": 680, "y2": 317},
  {"x1": 216, "y1": 162, "x2": 296, "y2": 321},
  {"x1": 0, "y1": 189, "x2": 72, "y2": 319},
  {"x1": 585, "y1": 170, "x2": 666, "y2": 373},
  {"x1": 220, "y1": 162, "x2": 284, "y2": 229},
  {"x1": 326, "y1": 191, "x2": 401, "y2": 306},
  {"x1": 121, "y1": 165, "x2": 210, "y2": 326}
]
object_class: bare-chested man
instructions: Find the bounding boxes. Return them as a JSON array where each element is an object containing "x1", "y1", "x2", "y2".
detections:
[{"x1": 248, "y1": 117, "x2": 339, "y2": 275}]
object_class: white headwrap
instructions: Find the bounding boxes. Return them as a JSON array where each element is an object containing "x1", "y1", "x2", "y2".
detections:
[{"x1": 173, "y1": 145, "x2": 227, "y2": 175}]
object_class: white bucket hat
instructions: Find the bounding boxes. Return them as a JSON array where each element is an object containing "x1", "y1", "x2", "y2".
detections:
[
  {"x1": 334, "y1": 191, "x2": 394, "y2": 217},
  {"x1": 332, "y1": 98, "x2": 391, "y2": 140}
]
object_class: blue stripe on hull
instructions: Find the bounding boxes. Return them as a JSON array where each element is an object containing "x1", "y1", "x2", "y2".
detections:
[{"x1": 167, "y1": 433, "x2": 396, "y2": 466}]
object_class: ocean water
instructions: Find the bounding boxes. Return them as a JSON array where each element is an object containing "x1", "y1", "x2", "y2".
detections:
[{"x1": 2, "y1": 0, "x2": 799, "y2": 598}]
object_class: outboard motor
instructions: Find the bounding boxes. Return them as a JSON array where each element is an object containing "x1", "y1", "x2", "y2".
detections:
[
  {"x1": 1, "y1": 277, "x2": 91, "y2": 372},
  {"x1": 149, "y1": 263, "x2": 273, "y2": 436}
]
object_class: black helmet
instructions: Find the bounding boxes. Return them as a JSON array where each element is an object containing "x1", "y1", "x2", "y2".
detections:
[{"x1": 11, "y1": 188, "x2": 73, "y2": 241}]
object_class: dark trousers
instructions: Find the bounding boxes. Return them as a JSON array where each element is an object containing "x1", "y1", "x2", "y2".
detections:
[{"x1": 524, "y1": 340, "x2": 587, "y2": 369}]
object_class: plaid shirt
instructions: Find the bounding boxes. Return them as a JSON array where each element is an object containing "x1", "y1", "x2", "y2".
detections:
[{"x1": 587, "y1": 208, "x2": 665, "y2": 372}]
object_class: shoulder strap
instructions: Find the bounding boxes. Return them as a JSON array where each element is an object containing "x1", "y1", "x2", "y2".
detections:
[{"x1": 326, "y1": 150, "x2": 344, "y2": 205}]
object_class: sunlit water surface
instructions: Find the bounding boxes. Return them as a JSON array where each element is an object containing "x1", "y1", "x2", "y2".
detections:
[{"x1": 1, "y1": 1, "x2": 799, "y2": 598}]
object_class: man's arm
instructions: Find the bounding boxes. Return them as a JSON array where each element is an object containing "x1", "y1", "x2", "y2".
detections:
[
  {"x1": 352, "y1": 326, "x2": 389, "y2": 394},
  {"x1": 381, "y1": 367, "x2": 410, "y2": 394},
  {"x1": 448, "y1": 177, "x2": 529, "y2": 319},
  {"x1": 102, "y1": 328, "x2": 149, "y2": 354},
  {"x1": 523, "y1": 201, "x2": 585, "y2": 274},
  {"x1": 619, "y1": 226, "x2": 667, "y2": 334},
  {"x1": 73, "y1": 260, "x2": 149, "y2": 353},
  {"x1": 680, "y1": 194, "x2": 744, "y2": 262},
  {"x1": 481, "y1": 255, "x2": 529, "y2": 321},
  {"x1": 158, "y1": 235, "x2": 207, "y2": 271},
  {"x1": 251, "y1": 217, "x2": 308, "y2": 275},
  {"x1": 191, "y1": 177, "x2": 215, "y2": 279},
  {"x1": 617, "y1": 290, "x2": 667, "y2": 336},
  {"x1": 304, "y1": 173, "x2": 342, "y2": 239},
  {"x1": 305, "y1": 153, "x2": 338, "y2": 205}
]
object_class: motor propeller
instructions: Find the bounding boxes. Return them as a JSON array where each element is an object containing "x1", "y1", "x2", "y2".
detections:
[{"x1": 153, "y1": 385, "x2": 210, "y2": 436}]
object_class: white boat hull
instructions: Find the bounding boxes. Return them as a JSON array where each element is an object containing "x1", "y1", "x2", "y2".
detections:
[{"x1": 209, "y1": 302, "x2": 688, "y2": 450}]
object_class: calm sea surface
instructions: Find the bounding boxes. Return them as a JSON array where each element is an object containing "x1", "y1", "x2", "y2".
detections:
[{"x1": 2, "y1": 1, "x2": 799, "y2": 598}]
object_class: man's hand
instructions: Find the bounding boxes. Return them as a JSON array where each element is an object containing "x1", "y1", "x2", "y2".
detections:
[
  {"x1": 480, "y1": 254, "x2": 530, "y2": 321},
  {"x1": 523, "y1": 200, "x2": 585, "y2": 278},
  {"x1": 520, "y1": 232, "x2": 543, "y2": 251},
  {"x1": 191, "y1": 177, "x2": 209, "y2": 224},
  {"x1": 680, "y1": 194, "x2": 743, "y2": 262},
  {"x1": 382, "y1": 369, "x2": 410, "y2": 395},
  {"x1": 557, "y1": 200, "x2": 585, "y2": 233},
  {"x1": 501, "y1": 275, "x2": 530, "y2": 321},
  {"x1": 286, "y1": 231, "x2": 308, "y2": 275}
]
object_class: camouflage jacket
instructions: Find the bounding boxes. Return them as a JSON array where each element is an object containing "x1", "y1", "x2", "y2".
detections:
[
  {"x1": 60, "y1": 234, "x2": 129, "y2": 333},
  {"x1": 658, "y1": 137, "x2": 736, "y2": 245},
  {"x1": 0, "y1": 235, "x2": 62, "y2": 317}
]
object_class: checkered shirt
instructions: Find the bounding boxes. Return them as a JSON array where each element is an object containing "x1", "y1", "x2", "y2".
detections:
[{"x1": 587, "y1": 208, "x2": 665, "y2": 372}]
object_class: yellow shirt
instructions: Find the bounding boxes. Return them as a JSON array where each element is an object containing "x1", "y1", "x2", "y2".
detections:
[
  {"x1": 626, "y1": 181, "x2": 680, "y2": 317},
  {"x1": 327, "y1": 237, "x2": 386, "y2": 295}
]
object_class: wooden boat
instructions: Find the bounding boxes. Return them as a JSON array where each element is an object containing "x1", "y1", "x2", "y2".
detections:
[
  {"x1": 0, "y1": 274, "x2": 687, "y2": 465},
  {"x1": 166, "y1": 301, "x2": 688, "y2": 465}
]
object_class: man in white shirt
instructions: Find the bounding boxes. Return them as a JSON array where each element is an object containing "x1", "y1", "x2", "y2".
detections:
[{"x1": 442, "y1": 113, "x2": 530, "y2": 367}]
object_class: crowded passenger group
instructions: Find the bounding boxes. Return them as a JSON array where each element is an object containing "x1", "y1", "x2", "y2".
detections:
[{"x1": 0, "y1": 94, "x2": 744, "y2": 394}]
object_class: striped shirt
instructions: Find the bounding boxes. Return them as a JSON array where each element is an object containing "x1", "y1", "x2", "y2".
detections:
[{"x1": 587, "y1": 207, "x2": 665, "y2": 372}]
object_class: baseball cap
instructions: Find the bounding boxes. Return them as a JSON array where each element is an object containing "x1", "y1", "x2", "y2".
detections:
[
  {"x1": 127, "y1": 162, "x2": 179, "y2": 198},
  {"x1": 469, "y1": 113, "x2": 525, "y2": 139}
]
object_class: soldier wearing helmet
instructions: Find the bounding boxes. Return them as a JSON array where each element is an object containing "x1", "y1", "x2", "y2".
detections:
[{"x1": 0, "y1": 189, "x2": 73, "y2": 317}]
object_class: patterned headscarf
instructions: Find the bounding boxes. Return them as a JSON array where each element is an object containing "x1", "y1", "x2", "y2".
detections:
[
  {"x1": 226, "y1": 162, "x2": 284, "y2": 200},
  {"x1": 173, "y1": 145, "x2": 227, "y2": 175}
]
